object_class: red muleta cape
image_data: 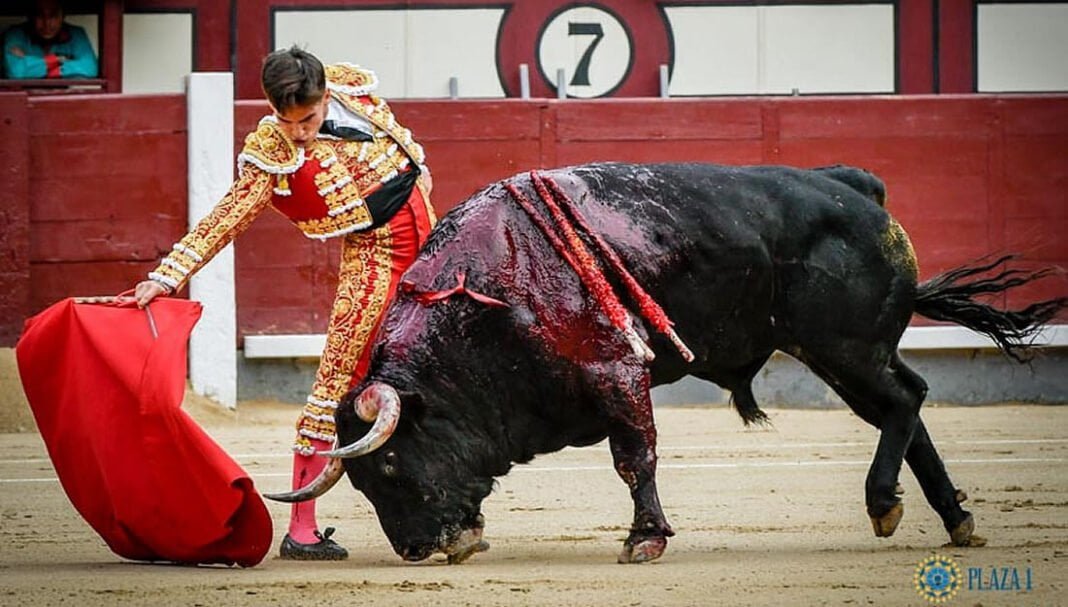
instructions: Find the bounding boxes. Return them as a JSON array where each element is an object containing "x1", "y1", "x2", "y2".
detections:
[{"x1": 15, "y1": 297, "x2": 272, "y2": 566}]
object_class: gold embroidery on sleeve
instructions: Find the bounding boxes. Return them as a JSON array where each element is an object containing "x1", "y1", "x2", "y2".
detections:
[{"x1": 148, "y1": 169, "x2": 273, "y2": 292}]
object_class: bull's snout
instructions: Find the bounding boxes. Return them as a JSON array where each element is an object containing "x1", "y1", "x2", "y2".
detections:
[
  {"x1": 398, "y1": 543, "x2": 436, "y2": 562},
  {"x1": 444, "y1": 525, "x2": 489, "y2": 564},
  {"x1": 393, "y1": 515, "x2": 489, "y2": 564}
]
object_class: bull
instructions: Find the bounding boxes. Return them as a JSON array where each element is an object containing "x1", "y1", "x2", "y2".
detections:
[{"x1": 267, "y1": 162, "x2": 1066, "y2": 564}]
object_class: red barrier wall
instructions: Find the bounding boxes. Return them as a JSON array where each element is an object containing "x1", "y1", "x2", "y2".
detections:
[
  {"x1": 3, "y1": 94, "x2": 1066, "y2": 345},
  {"x1": 21, "y1": 94, "x2": 188, "y2": 321}
]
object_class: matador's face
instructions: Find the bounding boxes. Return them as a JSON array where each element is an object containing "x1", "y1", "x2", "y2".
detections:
[{"x1": 272, "y1": 90, "x2": 330, "y2": 149}]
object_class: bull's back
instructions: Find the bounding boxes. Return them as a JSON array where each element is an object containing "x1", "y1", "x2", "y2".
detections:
[
  {"x1": 561, "y1": 163, "x2": 906, "y2": 378},
  {"x1": 567, "y1": 162, "x2": 890, "y2": 259},
  {"x1": 400, "y1": 161, "x2": 907, "y2": 386},
  {"x1": 565, "y1": 162, "x2": 895, "y2": 289}
]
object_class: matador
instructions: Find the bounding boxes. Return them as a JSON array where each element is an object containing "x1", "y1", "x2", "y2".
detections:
[{"x1": 135, "y1": 47, "x2": 436, "y2": 560}]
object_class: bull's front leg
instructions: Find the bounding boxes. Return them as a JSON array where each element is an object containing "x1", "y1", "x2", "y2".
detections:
[
  {"x1": 608, "y1": 421, "x2": 675, "y2": 563},
  {"x1": 597, "y1": 366, "x2": 674, "y2": 563}
]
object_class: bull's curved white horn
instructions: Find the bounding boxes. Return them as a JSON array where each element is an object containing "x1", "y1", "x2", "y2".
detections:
[
  {"x1": 263, "y1": 457, "x2": 345, "y2": 503},
  {"x1": 320, "y1": 382, "x2": 400, "y2": 458}
]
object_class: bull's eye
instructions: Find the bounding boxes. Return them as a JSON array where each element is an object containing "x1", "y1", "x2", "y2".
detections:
[{"x1": 382, "y1": 451, "x2": 398, "y2": 477}]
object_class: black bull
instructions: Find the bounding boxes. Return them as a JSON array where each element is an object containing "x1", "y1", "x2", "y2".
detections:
[{"x1": 267, "y1": 162, "x2": 1066, "y2": 564}]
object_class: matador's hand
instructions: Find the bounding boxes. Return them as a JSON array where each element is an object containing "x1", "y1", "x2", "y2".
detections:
[{"x1": 134, "y1": 280, "x2": 170, "y2": 308}]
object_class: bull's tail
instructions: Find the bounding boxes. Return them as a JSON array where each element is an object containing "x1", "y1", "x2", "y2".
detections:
[{"x1": 914, "y1": 255, "x2": 1068, "y2": 362}]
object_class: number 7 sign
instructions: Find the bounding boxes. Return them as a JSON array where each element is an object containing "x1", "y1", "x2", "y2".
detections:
[
  {"x1": 536, "y1": 6, "x2": 633, "y2": 98},
  {"x1": 567, "y1": 22, "x2": 605, "y2": 87},
  {"x1": 496, "y1": 1, "x2": 671, "y2": 98}
]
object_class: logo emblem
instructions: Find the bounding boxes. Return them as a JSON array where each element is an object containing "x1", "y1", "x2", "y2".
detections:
[{"x1": 915, "y1": 554, "x2": 963, "y2": 604}]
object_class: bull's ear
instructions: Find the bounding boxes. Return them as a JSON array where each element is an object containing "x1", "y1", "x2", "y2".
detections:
[
  {"x1": 335, "y1": 389, "x2": 369, "y2": 429},
  {"x1": 338, "y1": 385, "x2": 426, "y2": 424},
  {"x1": 338, "y1": 388, "x2": 359, "y2": 411}
]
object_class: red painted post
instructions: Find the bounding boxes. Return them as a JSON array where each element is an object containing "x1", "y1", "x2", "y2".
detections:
[
  {"x1": 938, "y1": 0, "x2": 975, "y2": 93},
  {"x1": 234, "y1": 0, "x2": 271, "y2": 99},
  {"x1": 101, "y1": 0, "x2": 124, "y2": 93},
  {"x1": 195, "y1": 0, "x2": 233, "y2": 71},
  {"x1": 898, "y1": 0, "x2": 936, "y2": 94}
]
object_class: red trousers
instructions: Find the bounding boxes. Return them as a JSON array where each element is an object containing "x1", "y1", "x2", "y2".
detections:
[{"x1": 293, "y1": 182, "x2": 435, "y2": 454}]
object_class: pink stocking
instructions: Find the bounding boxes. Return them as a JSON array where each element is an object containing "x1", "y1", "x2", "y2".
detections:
[{"x1": 287, "y1": 438, "x2": 331, "y2": 544}]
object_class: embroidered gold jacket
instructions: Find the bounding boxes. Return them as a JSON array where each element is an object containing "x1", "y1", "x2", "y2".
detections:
[{"x1": 149, "y1": 63, "x2": 427, "y2": 293}]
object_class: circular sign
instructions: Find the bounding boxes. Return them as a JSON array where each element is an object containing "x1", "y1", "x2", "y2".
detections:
[{"x1": 535, "y1": 5, "x2": 633, "y2": 98}]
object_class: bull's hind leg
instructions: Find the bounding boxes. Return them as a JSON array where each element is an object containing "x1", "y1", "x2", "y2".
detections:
[
  {"x1": 885, "y1": 356, "x2": 976, "y2": 544},
  {"x1": 805, "y1": 352, "x2": 925, "y2": 538},
  {"x1": 907, "y1": 418, "x2": 979, "y2": 546},
  {"x1": 809, "y1": 353, "x2": 977, "y2": 545},
  {"x1": 594, "y1": 363, "x2": 675, "y2": 563}
]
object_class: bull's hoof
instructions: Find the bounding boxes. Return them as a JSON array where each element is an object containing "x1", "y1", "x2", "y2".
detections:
[
  {"x1": 947, "y1": 513, "x2": 986, "y2": 547},
  {"x1": 870, "y1": 502, "x2": 904, "y2": 538},
  {"x1": 617, "y1": 537, "x2": 667, "y2": 564},
  {"x1": 446, "y1": 540, "x2": 489, "y2": 565}
]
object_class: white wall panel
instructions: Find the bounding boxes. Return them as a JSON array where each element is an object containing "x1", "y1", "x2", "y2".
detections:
[
  {"x1": 274, "y1": 8, "x2": 505, "y2": 98},
  {"x1": 406, "y1": 10, "x2": 506, "y2": 98},
  {"x1": 123, "y1": 13, "x2": 193, "y2": 93},
  {"x1": 665, "y1": 4, "x2": 894, "y2": 95},
  {"x1": 763, "y1": 5, "x2": 894, "y2": 94},
  {"x1": 666, "y1": 7, "x2": 760, "y2": 95},
  {"x1": 978, "y1": 3, "x2": 1068, "y2": 92}
]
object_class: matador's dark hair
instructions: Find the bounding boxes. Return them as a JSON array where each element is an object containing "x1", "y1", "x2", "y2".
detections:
[{"x1": 261, "y1": 46, "x2": 326, "y2": 112}]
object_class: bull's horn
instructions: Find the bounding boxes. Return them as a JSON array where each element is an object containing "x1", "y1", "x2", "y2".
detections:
[
  {"x1": 264, "y1": 457, "x2": 345, "y2": 503},
  {"x1": 320, "y1": 382, "x2": 400, "y2": 458}
]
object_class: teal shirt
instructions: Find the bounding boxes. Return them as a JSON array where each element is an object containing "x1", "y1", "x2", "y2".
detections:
[{"x1": 3, "y1": 22, "x2": 98, "y2": 79}]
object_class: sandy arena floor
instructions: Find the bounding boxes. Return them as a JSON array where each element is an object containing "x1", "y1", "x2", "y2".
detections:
[{"x1": 1, "y1": 382, "x2": 1066, "y2": 606}]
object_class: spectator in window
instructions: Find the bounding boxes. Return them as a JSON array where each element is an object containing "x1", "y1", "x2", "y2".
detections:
[{"x1": 3, "y1": 0, "x2": 98, "y2": 79}]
